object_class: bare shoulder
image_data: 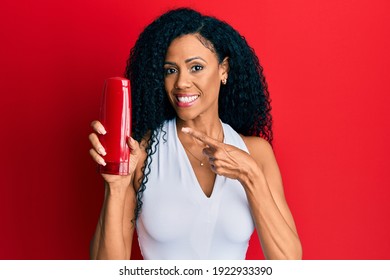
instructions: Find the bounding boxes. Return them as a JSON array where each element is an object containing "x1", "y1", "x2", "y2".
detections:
[
  {"x1": 240, "y1": 135, "x2": 285, "y2": 195},
  {"x1": 240, "y1": 135, "x2": 275, "y2": 168}
]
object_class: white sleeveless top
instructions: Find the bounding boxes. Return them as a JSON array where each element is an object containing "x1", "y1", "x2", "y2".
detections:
[{"x1": 136, "y1": 118, "x2": 255, "y2": 259}]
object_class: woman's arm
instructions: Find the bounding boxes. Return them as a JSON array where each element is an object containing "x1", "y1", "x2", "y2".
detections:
[
  {"x1": 89, "y1": 121, "x2": 142, "y2": 259},
  {"x1": 90, "y1": 180, "x2": 136, "y2": 260},
  {"x1": 241, "y1": 137, "x2": 302, "y2": 260}
]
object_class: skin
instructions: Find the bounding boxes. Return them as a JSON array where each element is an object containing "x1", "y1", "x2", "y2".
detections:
[{"x1": 89, "y1": 34, "x2": 302, "y2": 259}]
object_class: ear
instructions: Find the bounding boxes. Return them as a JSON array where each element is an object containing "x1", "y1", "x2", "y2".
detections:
[{"x1": 219, "y1": 57, "x2": 229, "y2": 79}]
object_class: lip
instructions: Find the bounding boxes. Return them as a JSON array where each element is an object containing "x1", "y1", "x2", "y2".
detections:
[{"x1": 174, "y1": 94, "x2": 200, "y2": 108}]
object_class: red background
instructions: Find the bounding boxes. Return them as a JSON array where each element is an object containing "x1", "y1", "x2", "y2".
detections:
[{"x1": 1, "y1": 0, "x2": 389, "y2": 259}]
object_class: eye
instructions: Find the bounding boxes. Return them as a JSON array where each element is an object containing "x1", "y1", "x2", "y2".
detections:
[
  {"x1": 190, "y1": 65, "x2": 203, "y2": 72},
  {"x1": 164, "y1": 68, "x2": 177, "y2": 75}
]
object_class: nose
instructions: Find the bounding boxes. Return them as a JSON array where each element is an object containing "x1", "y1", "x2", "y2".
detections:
[{"x1": 174, "y1": 70, "x2": 192, "y2": 89}]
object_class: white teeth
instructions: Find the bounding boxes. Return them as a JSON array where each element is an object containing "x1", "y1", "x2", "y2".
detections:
[{"x1": 177, "y1": 95, "x2": 199, "y2": 103}]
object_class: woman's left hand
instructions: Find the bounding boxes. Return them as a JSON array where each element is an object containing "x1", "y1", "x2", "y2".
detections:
[{"x1": 181, "y1": 127, "x2": 259, "y2": 182}]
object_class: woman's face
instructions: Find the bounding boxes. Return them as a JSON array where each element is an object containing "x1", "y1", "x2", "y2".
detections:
[{"x1": 164, "y1": 34, "x2": 228, "y2": 121}]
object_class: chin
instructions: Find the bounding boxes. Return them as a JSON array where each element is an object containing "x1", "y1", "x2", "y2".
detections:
[{"x1": 174, "y1": 109, "x2": 200, "y2": 122}]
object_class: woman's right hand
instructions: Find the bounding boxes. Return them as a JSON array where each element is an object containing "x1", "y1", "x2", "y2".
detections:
[{"x1": 89, "y1": 120, "x2": 141, "y2": 187}]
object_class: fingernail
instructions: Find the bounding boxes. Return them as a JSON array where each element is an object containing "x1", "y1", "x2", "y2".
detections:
[
  {"x1": 98, "y1": 147, "x2": 106, "y2": 156},
  {"x1": 98, "y1": 158, "x2": 106, "y2": 166},
  {"x1": 99, "y1": 127, "x2": 107, "y2": 135},
  {"x1": 181, "y1": 127, "x2": 190, "y2": 133}
]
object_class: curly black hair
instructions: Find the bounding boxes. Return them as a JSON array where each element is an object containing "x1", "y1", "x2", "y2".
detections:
[{"x1": 125, "y1": 8, "x2": 272, "y2": 220}]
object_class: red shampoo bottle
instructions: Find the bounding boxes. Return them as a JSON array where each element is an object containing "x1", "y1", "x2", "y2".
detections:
[{"x1": 98, "y1": 77, "x2": 131, "y2": 175}]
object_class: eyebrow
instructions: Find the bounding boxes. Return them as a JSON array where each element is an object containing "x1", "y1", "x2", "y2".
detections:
[{"x1": 164, "y1": 56, "x2": 207, "y2": 65}]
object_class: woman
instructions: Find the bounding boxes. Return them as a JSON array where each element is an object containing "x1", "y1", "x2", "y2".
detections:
[{"x1": 89, "y1": 8, "x2": 302, "y2": 260}]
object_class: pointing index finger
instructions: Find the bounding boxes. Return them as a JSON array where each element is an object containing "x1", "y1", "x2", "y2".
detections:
[{"x1": 181, "y1": 127, "x2": 220, "y2": 148}]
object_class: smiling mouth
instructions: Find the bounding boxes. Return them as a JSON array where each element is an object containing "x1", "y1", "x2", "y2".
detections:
[{"x1": 176, "y1": 95, "x2": 199, "y2": 103}]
